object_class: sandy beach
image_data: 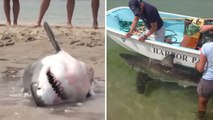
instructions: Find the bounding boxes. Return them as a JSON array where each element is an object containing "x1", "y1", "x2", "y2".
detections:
[{"x1": 0, "y1": 25, "x2": 105, "y2": 120}]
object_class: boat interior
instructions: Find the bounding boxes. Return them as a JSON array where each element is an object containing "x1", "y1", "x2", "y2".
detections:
[{"x1": 107, "y1": 7, "x2": 213, "y2": 50}]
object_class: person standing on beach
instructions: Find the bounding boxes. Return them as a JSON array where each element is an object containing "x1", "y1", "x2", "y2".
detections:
[
  {"x1": 195, "y1": 25, "x2": 213, "y2": 117},
  {"x1": 34, "y1": 0, "x2": 99, "y2": 29},
  {"x1": 34, "y1": 0, "x2": 75, "y2": 28},
  {"x1": 3, "y1": 0, "x2": 20, "y2": 26},
  {"x1": 91, "y1": 0, "x2": 99, "y2": 29},
  {"x1": 125, "y1": 0, "x2": 165, "y2": 42}
]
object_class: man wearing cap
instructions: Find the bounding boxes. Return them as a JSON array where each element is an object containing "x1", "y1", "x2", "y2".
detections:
[{"x1": 125, "y1": 0, "x2": 165, "y2": 42}]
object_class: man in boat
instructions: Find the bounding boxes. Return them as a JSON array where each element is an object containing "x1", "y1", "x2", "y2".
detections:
[
  {"x1": 195, "y1": 25, "x2": 213, "y2": 117},
  {"x1": 125, "y1": 0, "x2": 165, "y2": 42}
]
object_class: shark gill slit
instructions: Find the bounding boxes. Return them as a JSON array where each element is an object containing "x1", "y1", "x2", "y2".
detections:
[{"x1": 47, "y1": 70, "x2": 66, "y2": 99}]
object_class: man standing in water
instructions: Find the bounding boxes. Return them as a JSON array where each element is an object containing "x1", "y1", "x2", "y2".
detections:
[
  {"x1": 195, "y1": 25, "x2": 213, "y2": 117},
  {"x1": 125, "y1": 0, "x2": 165, "y2": 42},
  {"x1": 34, "y1": 0, "x2": 99, "y2": 29}
]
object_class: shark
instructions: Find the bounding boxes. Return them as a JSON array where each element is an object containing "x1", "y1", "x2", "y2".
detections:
[
  {"x1": 119, "y1": 53, "x2": 202, "y2": 93},
  {"x1": 23, "y1": 22, "x2": 94, "y2": 106}
]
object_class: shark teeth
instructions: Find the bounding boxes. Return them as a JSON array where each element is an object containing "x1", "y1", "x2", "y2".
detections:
[{"x1": 47, "y1": 70, "x2": 66, "y2": 99}]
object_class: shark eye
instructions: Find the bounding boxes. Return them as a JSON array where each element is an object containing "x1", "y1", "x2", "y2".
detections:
[{"x1": 47, "y1": 70, "x2": 66, "y2": 99}]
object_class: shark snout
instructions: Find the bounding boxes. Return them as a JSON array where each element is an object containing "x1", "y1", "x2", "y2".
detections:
[{"x1": 30, "y1": 82, "x2": 46, "y2": 106}]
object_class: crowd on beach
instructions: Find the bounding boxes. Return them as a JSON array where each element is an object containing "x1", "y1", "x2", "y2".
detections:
[{"x1": 2, "y1": 0, "x2": 100, "y2": 29}]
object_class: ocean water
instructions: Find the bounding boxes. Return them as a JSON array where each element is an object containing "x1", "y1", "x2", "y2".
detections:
[
  {"x1": 107, "y1": 0, "x2": 213, "y2": 120},
  {"x1": 0, "y1": 0, "x2": 105, "y2": 27}
]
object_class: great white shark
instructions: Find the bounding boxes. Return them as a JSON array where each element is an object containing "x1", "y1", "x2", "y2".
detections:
[
  {"x1": 119, "y1": 53, "x2": 202, "y2": 93},
  {"x1": 23, "y1": 22, "x2": 94, "y2": 106}
]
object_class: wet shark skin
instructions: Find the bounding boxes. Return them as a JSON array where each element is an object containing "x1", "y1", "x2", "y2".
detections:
[{"x1": 120, "y1": 53, "x2": 202, "y2": 87}]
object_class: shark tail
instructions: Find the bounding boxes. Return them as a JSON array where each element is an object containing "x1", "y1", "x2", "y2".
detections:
[{"x1": 44, "y1": 22, "x2": 61, "y2": 52}]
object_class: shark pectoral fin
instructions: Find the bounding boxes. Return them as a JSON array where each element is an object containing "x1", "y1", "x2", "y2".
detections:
[
  {"x1": 136, "y1": 72, "x2": 152, "y2": 94},
  {"x1": 161, "y1": 54, "x2": 175, "y2": 68},
  {"x1": 30, "y1": 82, "x2": 46, "y2": 107}
]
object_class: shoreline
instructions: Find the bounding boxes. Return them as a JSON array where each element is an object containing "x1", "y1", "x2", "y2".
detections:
[
  {"x1": 0, "y1": 23, "x2": 105, "y2": 29},
  {"x1": 0, "y1": 0, "x2": 105, "y2": 28}
]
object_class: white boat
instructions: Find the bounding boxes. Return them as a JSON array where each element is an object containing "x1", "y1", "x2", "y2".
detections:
[{"x1": 107, "y1": 6, "x2": 207, "y2": 68}]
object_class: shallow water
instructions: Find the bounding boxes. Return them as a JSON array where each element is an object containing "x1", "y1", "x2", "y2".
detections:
[
  {"x1": 107, "y1": 0, "x2": 213, "y2": 120},
  {"x1": 0, "y1": 0, "x2": 105, "y2": 27}
]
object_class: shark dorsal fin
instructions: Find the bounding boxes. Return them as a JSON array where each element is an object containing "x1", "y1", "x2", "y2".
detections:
[
  {"x1": 161, "y1": 54, "x2": 175, "y2": 68},
  {"x1": 44, "y1": 22, "x2": 61, "y2": 53}
]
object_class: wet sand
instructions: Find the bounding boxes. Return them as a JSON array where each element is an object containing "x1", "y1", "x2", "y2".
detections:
[{"x1": 0, "y1": 25, "x2": 105, "y2": 120}]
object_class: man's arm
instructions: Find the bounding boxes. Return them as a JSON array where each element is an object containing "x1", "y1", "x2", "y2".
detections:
[
  {"x1": 138, "y1": 22, "x2": 157, "y2": 41},
  {"x1": 195, "y1": 52, "x2": 207, "y2": 73},
  {"x1": 145, "y1": 22, "x2": 157, "y2": 37},
  {"x1": 125, "y1": 16, "x2": 139, "y2": 38},
  {"x1": 200, "y1": 25, "x2": 213, "y2": 33}
]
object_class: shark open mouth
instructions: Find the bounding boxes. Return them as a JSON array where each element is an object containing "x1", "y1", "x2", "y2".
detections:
[{"x1": 47, "y1": 70, "x2": 66, "y2": 100}]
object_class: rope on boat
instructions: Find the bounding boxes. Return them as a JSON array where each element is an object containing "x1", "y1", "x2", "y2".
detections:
[
  {"x1": 146, "y1": 57, "x2": 152, "y2": 73},
  {"x1": 146, "y1": 44, "x2": 153, "y2": 72},
  {"x1": 164, "y1": 29, "x2": 179, "y2": 44},
  {"x1": 115, "y1": 15, "x2": 146, "y2": 33}
]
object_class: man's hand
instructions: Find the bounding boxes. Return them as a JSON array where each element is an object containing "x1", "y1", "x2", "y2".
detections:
[
  {"x1": 125, "y1": 32, "x2": 132, "y2": 38},
  {"x1": 138, "y1": 35, "x2": 147, "y2": 42},
  {"x1": 200, "y1": 25, "x2": 213, "y2": 33}
]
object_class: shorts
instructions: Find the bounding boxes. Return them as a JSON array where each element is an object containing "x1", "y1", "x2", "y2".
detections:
[{"x1": 197, "y1": 78, "x2": 213, "y2": 98}]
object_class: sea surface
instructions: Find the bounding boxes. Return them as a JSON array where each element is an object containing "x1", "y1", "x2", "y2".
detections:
[
  {"x1": 107, "y1": 0, "x2": 213, "y2": 120},
  {"x1": 0, "y1": 0, "x2": 105, "y2": 27}
]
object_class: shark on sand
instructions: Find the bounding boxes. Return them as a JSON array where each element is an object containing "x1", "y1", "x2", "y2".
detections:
[{"x1": 23, "y1": 22, "x2": 95, "y2": 106}]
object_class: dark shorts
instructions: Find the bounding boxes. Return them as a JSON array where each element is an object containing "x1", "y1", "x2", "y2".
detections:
[{"x1": 197, "y1": 78, "x2": 213, "y2": 98}]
